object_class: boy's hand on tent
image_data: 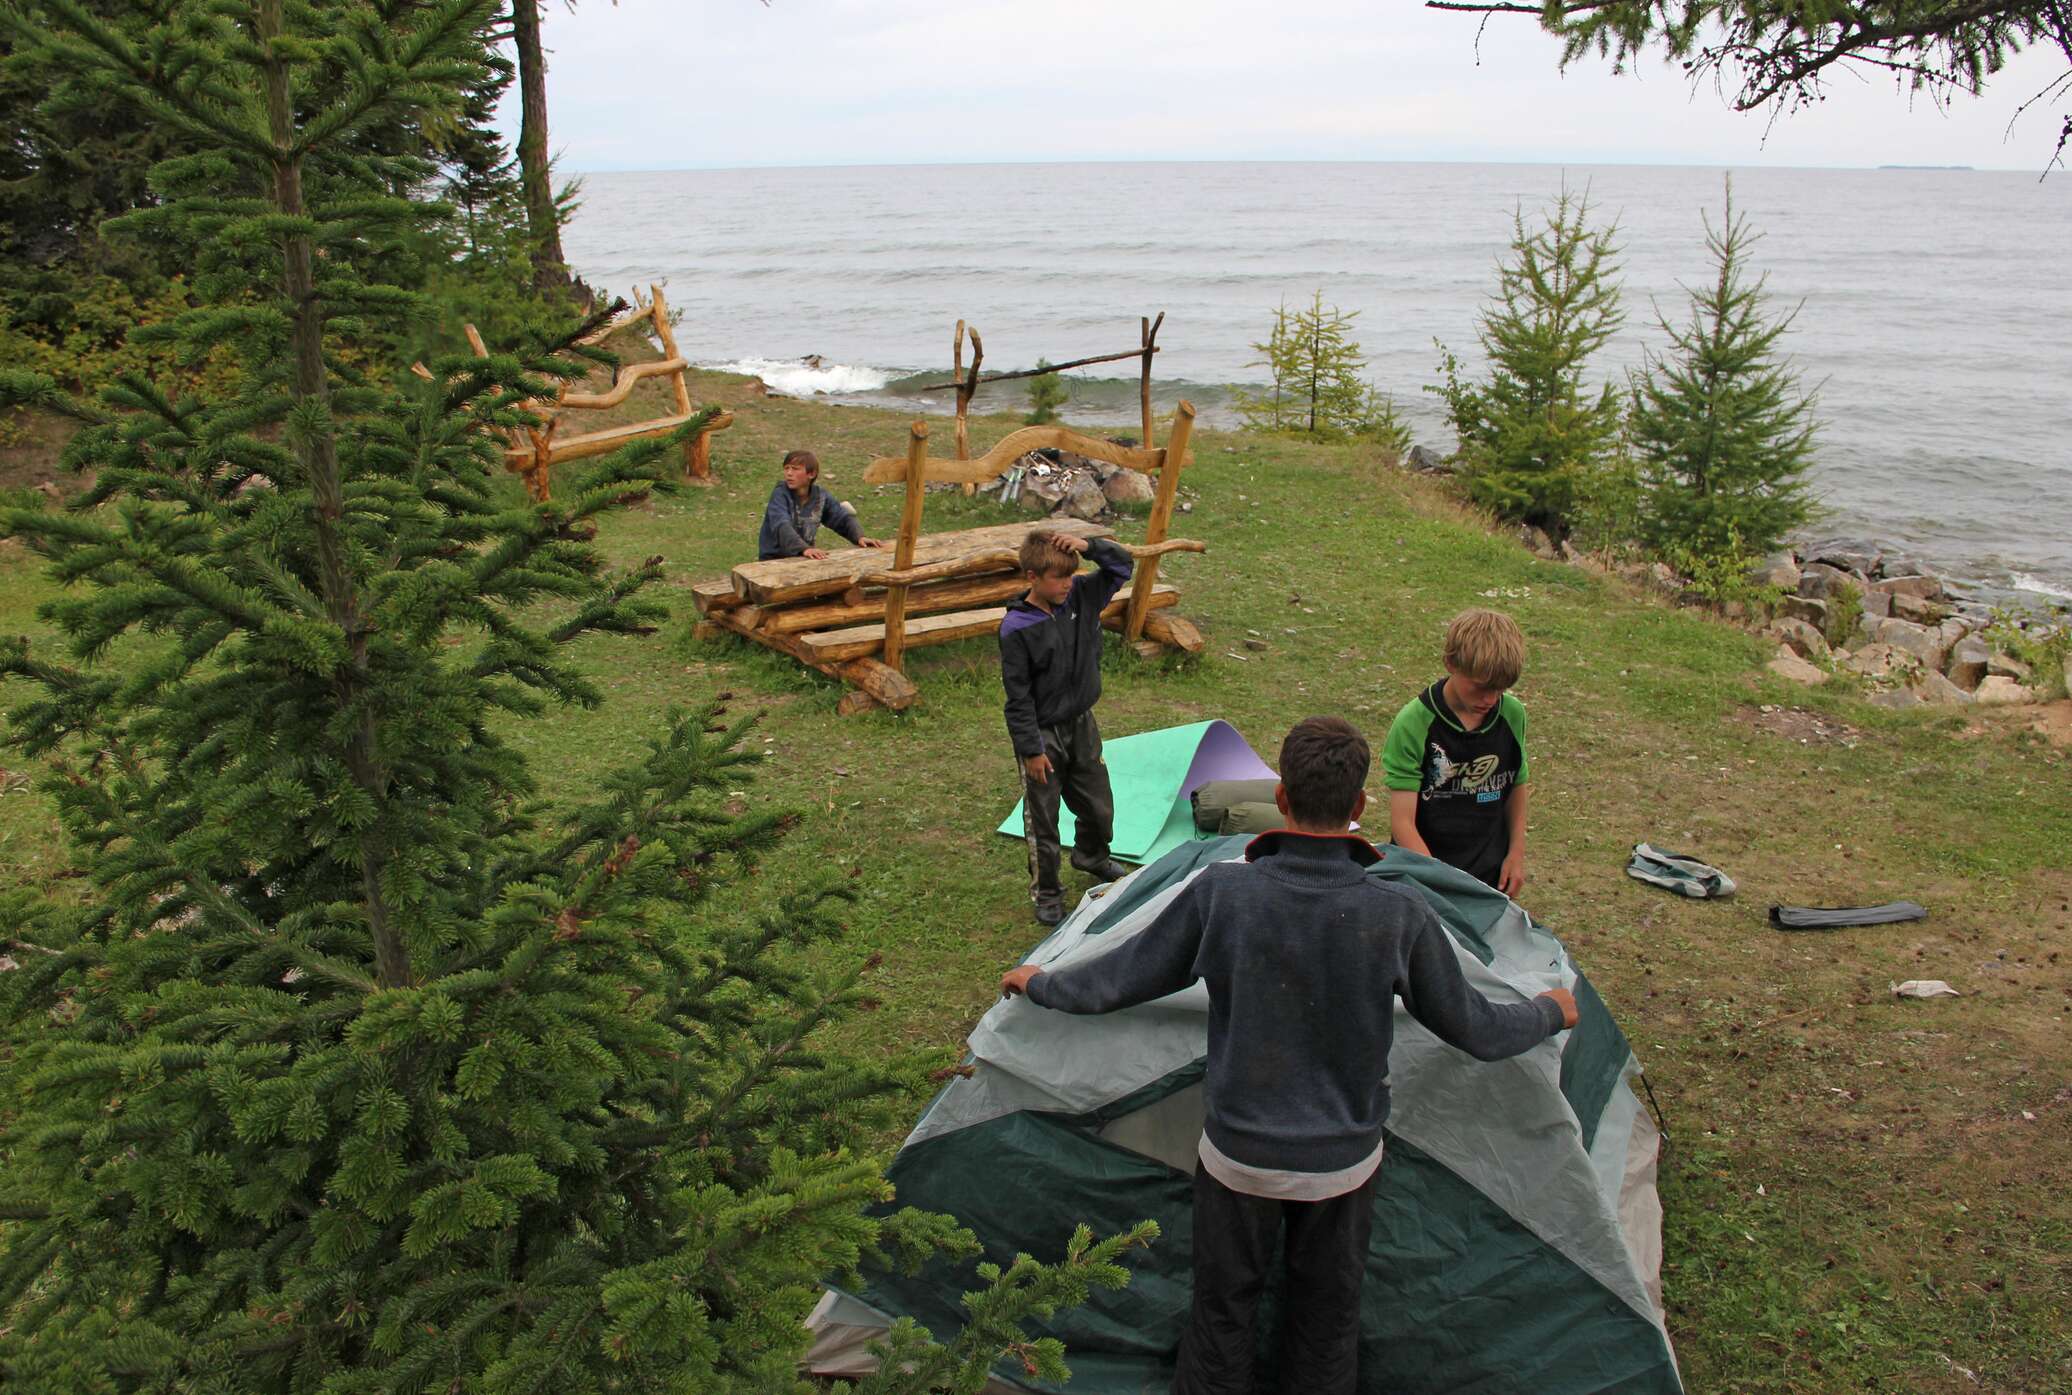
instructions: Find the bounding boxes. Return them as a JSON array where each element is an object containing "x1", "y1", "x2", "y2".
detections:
[
  {"x1": 1000, "y1": 965, "x2": 1045, "y2": 998},
  {"x1": 1498, "y1": 849, "x2": 1527, "y2": 897},
  {"x1": 1539, "y1": 989, "x2": 1579, "y2": 1030}
]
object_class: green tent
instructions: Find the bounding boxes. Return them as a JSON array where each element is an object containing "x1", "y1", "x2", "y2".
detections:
[{"x1": 804, "y1": 837, "x2": 1681, "y2": 1393}]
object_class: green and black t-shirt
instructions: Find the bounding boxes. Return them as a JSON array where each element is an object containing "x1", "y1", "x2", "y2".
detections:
[{"x1": 1381, "y1": 680, "x2": 1529, "y2": 887}]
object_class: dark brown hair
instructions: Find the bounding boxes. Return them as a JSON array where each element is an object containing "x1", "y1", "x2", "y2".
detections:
[
  {"x1": 1017, "y1": 532, "x2": 1077, "y2": 577},
  {"x1": 1277, "y1": 716, "x2": 1370, "y2": 828},
  {"x1": 781, "y1": 449, "x2": 820, "y2": 476}
]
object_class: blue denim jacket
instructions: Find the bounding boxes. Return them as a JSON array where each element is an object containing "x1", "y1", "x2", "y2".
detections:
[{"x1": 758, "y1": 481, "x2": 863, "y2": 560}]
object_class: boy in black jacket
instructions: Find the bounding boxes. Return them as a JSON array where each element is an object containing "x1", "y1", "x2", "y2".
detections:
[
  {"x1": 1000, "y1": 530, "x2": 1134, "y2": 925},
  {"x1": 1001, "y1": 717, "x2": 1579, "y2": 1395}
]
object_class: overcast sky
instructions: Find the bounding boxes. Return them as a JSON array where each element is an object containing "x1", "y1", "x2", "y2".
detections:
[{"x1": 512, "y1": 1, "x2": 2070, "y2": 172}]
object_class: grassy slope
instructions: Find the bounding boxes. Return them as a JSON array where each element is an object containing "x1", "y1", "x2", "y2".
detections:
[{"x1": 2, "y1": 362, "x2": 2067, "y2": 1394}]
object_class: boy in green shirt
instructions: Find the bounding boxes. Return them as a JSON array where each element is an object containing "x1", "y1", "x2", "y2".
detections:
[{"x1": 1381, "y1": 609, "x2": 1530, "y2": 894}]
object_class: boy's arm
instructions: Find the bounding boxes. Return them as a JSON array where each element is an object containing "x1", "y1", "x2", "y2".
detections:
[
  {"x1": 1005, "y1": 883, "x2": 1210, "y2": 1014},
  {"x1": 1498, "y1": 784, "x2": 1529, "y2": 895},
  {"x1": 1399, "y1": 909, "x2": 1570, "y2": 1060},
  {"x1": 822, "y1": 494, "x2": 867, "y2": 547},
  {"x1": 999, "y1": 631, "x2": 1043, "y2": 760},
  {"x1": 763, "y1": 488, "x2": 810, "y2": 556},
  {"x1": 1388, "y1": 790, "x2": 1431, "y2": 856},
  {"x1": 1075, "y1": 537, "x2": 1135, "y2": 611}
]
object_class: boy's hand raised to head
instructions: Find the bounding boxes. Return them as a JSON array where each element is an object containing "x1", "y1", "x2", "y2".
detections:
[
  {"x1": 1043, "y1": 531, "x2": 1088, "y2": 556},
  {"x1": 1001, "y1": 965, "x2": 1045, "y2": 998},
  {"x1": 1538, "y1": 988, "x2": 1579, "y2": 1030}
]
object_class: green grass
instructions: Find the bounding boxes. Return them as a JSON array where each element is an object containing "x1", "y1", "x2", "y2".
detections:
[{"x1": 3, "y1": 362, "x2": 2068, "y2": 1394}]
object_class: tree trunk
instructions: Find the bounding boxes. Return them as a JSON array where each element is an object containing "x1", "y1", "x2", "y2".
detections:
[{"x1": 511, "y1": 0, "x2": 570, "y2": 296}]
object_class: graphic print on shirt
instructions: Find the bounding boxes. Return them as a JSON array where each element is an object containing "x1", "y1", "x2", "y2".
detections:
[{"x1": 1424, "y1": 750, "x2": 1509, "y2": 804}]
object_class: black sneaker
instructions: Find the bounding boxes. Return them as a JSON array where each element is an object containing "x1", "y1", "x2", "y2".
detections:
[
  {"x1": 1070, "y1": 853, "x2": 1132, "y2": 882},
  {"x1": 1033, "y1": 900, "x2": 1065, "y2": 927}
]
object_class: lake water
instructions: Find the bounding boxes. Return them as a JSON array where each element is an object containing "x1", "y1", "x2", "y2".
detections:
[{"x1": 564, "y1": 161, "x2": 2072, "y2": 604}]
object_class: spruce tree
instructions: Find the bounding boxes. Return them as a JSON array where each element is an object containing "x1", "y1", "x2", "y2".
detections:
[
  {"x1": 1023, "y1": 358, "x2": 1068, "y2": 424},
  {"x1": 0, "y1": 1, "x2": 1148, "y2": 1390},
  {"x1": 1431, "y1": 190, "x2": 1625, "y2": 536},
  {"x1": 1236, "y1": 290, "x2": 1407, "y2": 449},
  {"x1": 1630, "y1": 180, "x2": 1819, "y2": 568}
]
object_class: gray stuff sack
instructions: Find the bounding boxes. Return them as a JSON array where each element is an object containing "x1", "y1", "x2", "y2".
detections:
[{"x1": 1625, "y1": 842, "x2": 1736, "y2": 899}]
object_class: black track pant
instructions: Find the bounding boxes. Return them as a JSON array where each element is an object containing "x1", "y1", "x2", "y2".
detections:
[
  {"x1": 1171, "y1": 1165, "x2": 1378, "y2": 1395},
  {"x1": 1019, "y1": 709, "x2": 1116, "y2": 909}
]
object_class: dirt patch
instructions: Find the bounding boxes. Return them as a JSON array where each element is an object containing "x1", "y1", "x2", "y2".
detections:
[
  {"x1": 0, "y1": 409, "x2": 80, "y2": 487},
  {"x1": 1737, "y1": 703, "x2": 1863, "y2": 748},
  {"x1": 1951, "y1": 698, "x2": 2072, "y2": 749}
]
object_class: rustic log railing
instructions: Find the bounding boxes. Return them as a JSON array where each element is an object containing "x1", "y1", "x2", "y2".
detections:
[{"x1": 922, "y1": 314, "x2": 1166, "y2": 475}]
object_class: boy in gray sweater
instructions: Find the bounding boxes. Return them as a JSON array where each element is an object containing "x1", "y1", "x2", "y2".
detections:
[{"x1": 1000, "y1": 716, "x2": 1578, "y2": 1395}]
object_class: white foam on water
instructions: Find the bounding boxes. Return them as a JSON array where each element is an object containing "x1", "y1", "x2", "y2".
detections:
[
  {"x1": 708, "y1": 356, "x2": 894, "y2": 397},
  {"x1": 2010, "y1": 572, "x2": 2072, "y2": 602}
]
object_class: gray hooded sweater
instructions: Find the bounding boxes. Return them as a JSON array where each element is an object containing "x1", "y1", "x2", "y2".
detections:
[{"x1": 1024, "y1": 831, "x2": 1564, "y2": 1178}]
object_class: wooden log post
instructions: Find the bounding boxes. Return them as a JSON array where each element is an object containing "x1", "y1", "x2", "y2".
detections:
[
  {"x1": 954, "y1": 329, "x2": 982, "y2": 469},
  {"x1": 881, "y1": 421, "x2": 930, "y2": 674},
  {"x1": 952, "y1": 321, "x2": 967, "y2": 459},
  {"x1": 1140, "y1": 311, "x2": 1164, "y2": 448},
  {"x1": 648, "y1": 283, "x2": 715, "y2": 483},
  {"x1": 1125, "y1": 399, "x2": 1195, "y2": 643}
]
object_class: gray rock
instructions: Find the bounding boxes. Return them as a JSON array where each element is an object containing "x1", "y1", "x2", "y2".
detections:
[
  {"x1": 1867, "y1": 687, "x2": 1923, "y2": 711},
  {"x1": 1646, "y1": 562, "x2": 1680, "y2": 591},
  {"x1": 1519, "y1": 524, "x2": 1557, "y2": 558},
  {"x1": 2062, "y1": 651, "x2": 2072, "y2": 700},
  {"x1": 1406, "y1": 444, "x2": 1452, "y2": 473},
  {"x1": 1867, "y1": 616, "x2": 1952, "y2": 670},
  {"x1": 1748, "y1": 551, "x2": 1801, "y2": 591},
  {"x1": 1798, "y1": 562, "x2": 1866, "y2": 601},
  {"x1": 1057, "y1": 481, "x2": 1108, "y2": 521},
  {"x1": 1767, "y1": 652, "x2": 1828, "y2": 685},
  {"x1": 1859, "y1": 588, "x2": 1893, "y2": 619},
  {"x1": 1879, "y1": 553, "x2": 1929, "y2": 580},
  {"x1": 1769, "y1": 617, "x2": 1830, "y2": 660},
  {"x1": 1780, "y1": 595, "x2": 1829, "y2": 627},
  {"x1": 1986, "y1": 652, "x2": 2032, "y2": 681},
  {"x1": 1891, "y1": 592, "x2": 1952, "y2": 624},
  {"x1": 1801, "y1": 537, "x2": 1883, "y2": 576},
  {"x1": 1843, "y1": 644, "x2": 1912, "y2": 679},
  {"x1": 1913, "y1": 670, "x2": 1975, "y2": 706},
  {"x1": 1945, "y1": 635, "x2": 1990, "y2": 690},
  {"x1": 1871, "y1": 573, "x2": 1945, "y2": 601},
  {"x1": 1101, "y1": 468, "x2": 1155, "y2": 504},
  {"x1": 1974, "y1": 675, "x2": 2038, "y2": 707}
]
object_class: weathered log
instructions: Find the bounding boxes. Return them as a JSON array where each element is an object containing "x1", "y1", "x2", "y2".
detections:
[
  {"x1": 913, "y1": 344, "x2": 1158, "y2": 391},
  {"x1": 557, "y1": 357, "x2": 688, "y2": 410},
  {"x1": 882, "y1": 422, "x2": 930, "y2": 673},
  {"x1": 729, "y1": 519, "x2": 1110, "y2": 605},
  {"x1": 647, "y1": 283, "x2": 694, "y2": 418},
  {"x1": 691, "y1": 578, "x2": 744, "y2": 615},
  {"x1": 1140, "y1": 311, "x2": 1164, "y2": 447},
  {"x1": 1126, "y1": 400, "x2": 1195, "y2": 642},
  {"x1": 837, "y1": 657, "x2": 919, "y2": 711},
  {"x1": 796, "y1": 585, "x2": 1178, "y2": 664},
  {"x1": 766, "y1": 573, "x2": 1031, "y2": 634},
  {"x1": 862, "y1": 425, "x2": 1179, "y2": 485},
  {"x1": 702, "y1": 608, "x2": 918, "y2": 711},
  {"x1": 866, "y1": 537, "x2": 1204, "y2": 591},
  {"x1": 1131, "y1": 609, "x2": 1204, "y2": 653}
]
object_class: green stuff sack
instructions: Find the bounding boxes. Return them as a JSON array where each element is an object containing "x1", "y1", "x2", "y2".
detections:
[{"x1": 1190, "y1": 778, "x2": 1282, "y2": 836}]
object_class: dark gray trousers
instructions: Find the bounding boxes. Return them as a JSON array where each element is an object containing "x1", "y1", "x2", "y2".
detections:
[
  {"x1": 1171, "y1": 1165, "x2": 1378, "y2": 1395},
  {"x1": 1019, "y1": 709, "x2": 1116, "y2": 909}
]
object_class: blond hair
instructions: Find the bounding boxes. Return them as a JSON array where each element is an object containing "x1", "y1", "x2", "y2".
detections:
[
  {"x1": 1444, "y1": 609, "x2": 1525, "y2": 689},
  {"x1": 1017, "y1": 532, "x2": 1078, "y2": 577}
]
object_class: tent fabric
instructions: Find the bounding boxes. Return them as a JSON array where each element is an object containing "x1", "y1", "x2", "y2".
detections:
[
  {"x1": 806, "y1": 838, "x2": 1683, "y2": 1394},
  {"x1": 998, "y1": 720, "x2": 1278, "y2": 864}
]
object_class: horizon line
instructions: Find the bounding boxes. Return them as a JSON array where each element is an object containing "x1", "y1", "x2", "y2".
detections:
[{"x1": 565, "y1": 154, "x2": 2017, "y2": 178}]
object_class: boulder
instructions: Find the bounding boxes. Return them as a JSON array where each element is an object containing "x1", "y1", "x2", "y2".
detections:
[
  {"x1": 1800, "y1": 537, "x2": 1883, "y2": 576},
  {"x1": 1986, "y1": 652, "x2": 2031, "y2": 682},
  {"x1": 1780, "y1": 595, "x2": 1829, "y2": 627},
  {"x1": 1879, "y1": 553, "x2": 1929, "y2": 580},
  {"x1": 1769, "y1": 617, "x2": 1830, "y2": 660},
  {"x1": 1867, "y1": 616, "x2": 1952, "y2": 670},
  {"x1": 1859, "y1": 588, "x2": 1893, "y2": 619},
  {"x1": 1767, "y1": 652, "x2": 1828, "y2": 685},
  {"x1": 1912, "y1": 670, "x2": 1975, "y2": 706},
  {"x1": 1748, "y1": 551, "x2": 1801, "y2": 592},
  {"x1": 1974, "y1": 675, "x2": 2038, "y2": 707},
  {"x1": 1518, "y1": 524, "x2": 1557, "y2": 558},
  {"x1": 1867, "y1": 687, "x2": 1923, "y2": 711},
  {"x1": 1102, "y1": 468, "x2": 1155, "y2": 505},
  {"x1": 1891, "y1": 592, "x2": 1951, "y2": 624},
  {"x1": 1406, "y1": 444, "x2": 1451, "y2": 473},
  {"x1": 1871, "y1": 573, "x2": 1945, "y2": 601},
  {"x1": 1842, "y1": 644, "x2": 1911, "y2": 680},
  {"x1": 1798, "y1": 562, "x2": 1865, "y2": 601},
  {"x1": 1057, "y1": 480, "x2": 1108, "y2": 521},
  {"x1": 1945, "y1": 634, "x2": 1990, "y2": 690}
]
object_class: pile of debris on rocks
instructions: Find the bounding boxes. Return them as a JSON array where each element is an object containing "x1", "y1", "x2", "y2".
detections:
[{"x1": 975, "y1": 447, "x2": 1156, "y2": 521}]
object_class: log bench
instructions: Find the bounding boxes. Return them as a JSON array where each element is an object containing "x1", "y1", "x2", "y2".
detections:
[{"x1": 692, "y1": 405, "x2": 1206, "y2": 713}]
